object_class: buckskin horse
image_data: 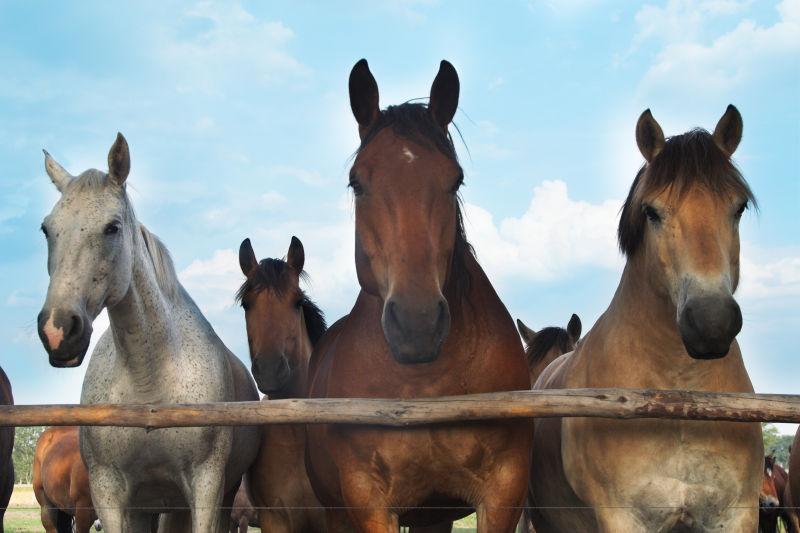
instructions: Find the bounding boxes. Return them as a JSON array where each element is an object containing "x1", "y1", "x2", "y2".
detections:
[
  {"x1": 529, "y1": 106, "x2": 762, "y2": 532},
  {"x1": 33, "y1": 426, "x2": 96, "y2": 533},
  {"x1": 36, "y1": 134, "x2": 259, "y2": 532},
  {"x1": 0, "y1": 366, "x2": 12, "y2": 533},
  {"x1": 237, "y1": 237, "x2": 326, "y2": 532},
  {"x1": 306, "y1": 59, "x2": 532, "y2": 533}
]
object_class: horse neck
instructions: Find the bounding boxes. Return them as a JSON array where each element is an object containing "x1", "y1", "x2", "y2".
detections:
[
  {"x1": 593, "y1": 252, "x2": 714, "y2": 379},
  {"x1": 106, "y1": 227, "x2": 180, "y2": 375},
  {"x1": 285, "y1": 312, "x2": 314, "y2": 398}
]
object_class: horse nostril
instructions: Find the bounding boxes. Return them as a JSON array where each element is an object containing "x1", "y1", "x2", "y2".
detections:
[{"x1": 67, "y1": 314, "x2": 83, "y2": 340}]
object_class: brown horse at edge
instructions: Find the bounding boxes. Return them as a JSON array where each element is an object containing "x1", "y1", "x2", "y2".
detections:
[{"x1": 33, "y1": 426, "x2": 96, "y2": 533}]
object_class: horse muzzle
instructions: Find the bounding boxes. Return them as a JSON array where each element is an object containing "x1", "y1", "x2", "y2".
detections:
[
  {"x1": 678, "y1": 294, "x2": 742, "y2": 360},
  {"x1": 381, "y1": 294, "x2": 450, "y2": 364},
  {"x1": 251, "y1": 354, "x2": 291, "y2": 395},
  {"x1": 37, "y1": 307, "x2": 92, "y2": 368}
]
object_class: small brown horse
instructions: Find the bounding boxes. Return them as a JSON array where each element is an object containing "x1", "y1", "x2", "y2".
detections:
[
  {"x1": 516, "y1": 315, "x2": 581, "y2": 533},
  {"x1": 0, "y1": 367, "x2": 13, "y2": 533},
  {"x1": 237, "y1": 237, "x2": 327, "y2": 532},
  {"x1": 530, "y1": 106, "x2": 762, "y2": 532},
  {"x1": 760, "y1": 455, "x2": 781, "y2": 532},
  {"x1": 33, "y1": 426, "x2": 96, "y2": 533},
  {"x1": 516, "y1": 314, "x2": 581, "y2": 386},
  {"x1": 306, "y1": 59, "x2": 531, "y2": 533}
]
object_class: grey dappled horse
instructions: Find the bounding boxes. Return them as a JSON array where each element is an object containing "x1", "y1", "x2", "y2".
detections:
[{"x1": 37, "y1": 134, "x2": 259, "y2": 532}]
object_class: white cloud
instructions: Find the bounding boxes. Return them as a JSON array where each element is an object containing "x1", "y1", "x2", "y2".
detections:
[
  {"x1": 464, "y1": 180, "x2": 623, "y2": 283},
  {"x1": 630, "y1": 0, "x2": 800, "y2": 92},
  {"x1": 261, "y1": 191, "x2": 288, "y2": 207},
  {"x1": 179, "y1": 249, "x2": 242, "y2": 313},
  {"x1": 160, "y1": 1, "x2": 309, "y2": 94},
  {"x1": 268, "y1": 165, "x2": 328, "y2": 186},
  {"x1": 739, "y1": 247, "x2": 800, "y2": 300},
  {"x1": 5, "y1": 290, "x2": 37, "y2": 308}
]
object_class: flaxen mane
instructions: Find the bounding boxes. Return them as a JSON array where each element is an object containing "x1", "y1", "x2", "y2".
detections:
[
  {"x1": 618, "y1": 128, "x2": 756, "y2": 257},
  {"x1": 235, "y1": 259, "x2": 327, "y2": 346}
]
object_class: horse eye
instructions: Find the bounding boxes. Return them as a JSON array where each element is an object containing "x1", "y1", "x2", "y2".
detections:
[
  {"x1": 40, "y1": 224, "x2": 49, "y2": 238},
  {"x1": 735, "y1": 201, "x2": 748, "y2": 218},
  {"x1": 643, "y1": 204, "x2": 662, "y2": 224},
  {"x1": 104, "y1": 223, "x2": 120, "y2": 236},
  {"x1": 349, "y1": 180, "x2": 365, "y2": 197},
  {"x1": 294, "y1": 299, "x2": 303, "y2": 310},
  {"x1": 241, "y1": 301, "x2": 250, "y2": 312}
]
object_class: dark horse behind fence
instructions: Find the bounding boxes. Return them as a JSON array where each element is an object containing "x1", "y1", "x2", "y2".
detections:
[
  {"x1": 306, "y1": 59, "x2": 532, "y2": 533},
  {"x1": 0, "y1": 367, "x2": 12, "y2": 533}
]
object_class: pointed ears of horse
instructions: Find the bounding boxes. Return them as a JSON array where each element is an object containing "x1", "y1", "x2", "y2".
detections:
[
  {"x1": 42, "y1": 149, "x2": 73, "y2": 192},
  {"x1": 349, "y1": 58, "x2": 380, "y2": 136},
  {"x1": 239, "y1": 238, "x2": 259, "y2": 277},
  {"x1": 516, "y1": 319, "x2": 536, "y2": 347},
  {"x1": 567, "y1": 313, "x2": 582, "y2": 343},
  {"x1": 107, "y1": 132, "x2": 130, "y2": 187},
  {"x1": 636, "y1": 109, "x2": 665, "y2": 163},
  {"x1": 713, "y1": 104, "x2": 743, "y2": 157},
  {"x1": 287, "y1": 236, "x2": 305, "y2": 273},
  {"x1": 429, "y1": 60, "x2": 459, "y2": 129}
]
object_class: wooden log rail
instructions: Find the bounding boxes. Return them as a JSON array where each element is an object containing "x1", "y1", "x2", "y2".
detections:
[{"x1": 0, "y1": 389, "x2": 798, "y2": 429}]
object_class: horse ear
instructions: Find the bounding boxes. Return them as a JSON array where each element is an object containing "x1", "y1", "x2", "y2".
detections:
[
  {"x1": 636, "y1": 109, "x2": 665, "y2": 163},
  {"x1": 287, "y1": 236, "x2": 305, "y2": 273},
  {"x1": 349, "y1": 59, "x2": 380, "y2": 138},
  {"x1": 107, "y1": 132, "x2": 130, "y2": 186},
  {"x1": 713, "y1": 104, "x2": 743, "y2": 156},
  {"x1": 567, "y1": 314, "x2": 582, "y2": 343},
  {"x1": 239, "y1": 238, "x2": 258, "y2": 277},
  {"x1": 429, "y1": 60, "x2": 459, "y2": 129},
  {"x1": 42, "y1": 150, "x2": 73, "y2": 192},
  {"x1": 516, "y1": 319, "x2": 536, "y2": 347}
]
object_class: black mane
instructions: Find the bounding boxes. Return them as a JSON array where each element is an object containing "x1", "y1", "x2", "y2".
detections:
[
  {"x1": 525, "y1": 326, "x2": 573, "y2": 368},
  {"x1": 618, "y1": 128, "x2": 756, "y2": 257},
  {"x1": 235, "y1": 258, "x2": 327, "y2": 346}
]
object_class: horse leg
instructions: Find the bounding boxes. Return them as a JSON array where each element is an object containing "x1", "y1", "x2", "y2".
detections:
[
  {"x1": 409, "y1": 523, "x2": 453, "y2": 533},
  {"x1": 75, "y1": 506, "x2": 96, "y2": 533},
  {"x1": 258, "y1": 508, "x2": 293, "y2": 533},
  {"x1": 593, "y1": 508, "x2": 647, "y2": 533},
  {"x1": 88, "y1": 466, "x2": 129, "y2": 533},
  {"x1": 325, "y1": 509, "x2": 355, "y2": 533},
  {"x1": 185, "y1": 461, "x2": 227, "y2": 533},
  {"x1": 39, "y1": 498, "x2": 60, "y2": 533}
]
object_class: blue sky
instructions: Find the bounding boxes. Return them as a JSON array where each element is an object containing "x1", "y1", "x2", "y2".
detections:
[{"x1": 0, "y1": 1, "x2": 798, "y2": 430}]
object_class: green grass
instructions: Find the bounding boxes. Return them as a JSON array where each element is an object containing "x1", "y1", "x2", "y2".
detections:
[{"x1": 5, "y1": 484, "x2": 478, "y2": 532}]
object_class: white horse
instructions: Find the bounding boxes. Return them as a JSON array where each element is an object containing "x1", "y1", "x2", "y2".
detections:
[{"x1": 37, "y1": 133, "x2": 259, "y2": 533}]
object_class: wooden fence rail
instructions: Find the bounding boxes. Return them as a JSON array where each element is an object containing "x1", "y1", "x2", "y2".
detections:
[{"x1": 0, "y1": 388, "x2": 799, "y2": 429}]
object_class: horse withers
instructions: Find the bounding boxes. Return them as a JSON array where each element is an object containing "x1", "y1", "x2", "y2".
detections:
[
  {"x1": 237, "y1": 237, "x2": 326, "y2": 532},
  {"x1": 33, "y1": 427, "x2": 96, "y2": 533},
  {"x1": 529, "y1": 106, "x2": 762, "y2": 532},
  {"x1": 306, "y1": 59, "x2": 532, "y2": 533},
  {"x1": 36, "y1": 134, "x2": 259, "y2": 533}
]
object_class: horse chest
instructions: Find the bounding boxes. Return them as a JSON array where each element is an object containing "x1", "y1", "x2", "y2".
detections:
[{"x1": 563, "y1": 418, "x2": 759, "y2": 529}]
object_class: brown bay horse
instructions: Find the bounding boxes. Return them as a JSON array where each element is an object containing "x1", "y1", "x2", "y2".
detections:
[
  {"x1": 238, "y1": 237, "x2": 327, "y2": 532},
  {"x1": 516, "y1": 315, "x2": 581, "y2": 533},
  {"x1": 33, "y1": 426, "x2": 96, "y2": 533},
  {"x1": 306, "y1": 59, "x2": 532, "y2": 533},
  {"x1": 0, "y1": 367, "x2": 12, "y2": 533},
  {"x1": 530, "y1": 106, "x2": 762, "y2": 532},
  {"x1": 517, "y1": 314, "x2": 581, "y2": 386}
]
